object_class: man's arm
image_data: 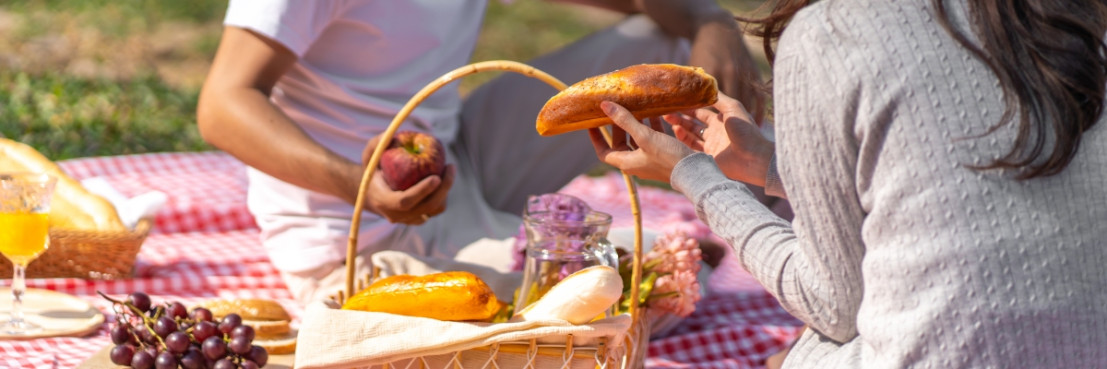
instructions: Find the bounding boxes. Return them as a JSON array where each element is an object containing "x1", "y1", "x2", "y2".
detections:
[
  {"x1": 196, "y1": 27, "x2": 452, "y2": 224},
  {"x1": 197, "y1": 27, "x2": 362, "y2": 204}
]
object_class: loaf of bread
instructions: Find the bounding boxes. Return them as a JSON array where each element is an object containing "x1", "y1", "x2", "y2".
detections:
[
  {"x1": 536, "y1": 64, "x2": 719, "y2": 136},
  {"x1": 341, "y1": 271, "x2": 506, "y2": 322},
  {"x1": 511, "y1": 265, "x2": 623, "y2": 325},
  {"x1": 0, "y1": 138, "x2": 126, "y2": 231},
  {"x1": 200, "y1": 298, "x2": 297, "y2": 355}
]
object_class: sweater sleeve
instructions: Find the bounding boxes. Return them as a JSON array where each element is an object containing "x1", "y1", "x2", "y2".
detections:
[{"x1": 671, "y1": 8, "x2": 867, "y2": 343}]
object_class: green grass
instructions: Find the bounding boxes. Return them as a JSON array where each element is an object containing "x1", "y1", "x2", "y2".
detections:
[
  {"x1": 0, "y1": 71, "x2": 208, "y2": 159},
  {"x1": 0, "y1": 0, "x2": 764, "y2": 161}
]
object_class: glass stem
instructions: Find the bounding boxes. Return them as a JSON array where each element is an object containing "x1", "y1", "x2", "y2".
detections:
[{"x1": 10, "y1": 264, "x2": 26, "y2": 327}]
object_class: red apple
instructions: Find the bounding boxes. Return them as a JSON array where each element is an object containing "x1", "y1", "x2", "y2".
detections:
[{"x1": 379, "y1": 130, "x2": 447, "y2": 191}]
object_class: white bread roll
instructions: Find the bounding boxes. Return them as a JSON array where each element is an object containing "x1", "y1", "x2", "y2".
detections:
[
  {"x1": 511, "y1": 265, "x2": 624, "y2": 325},
  {"x1": 0, "y1": 138, "x2": 125, "y2": 231}
]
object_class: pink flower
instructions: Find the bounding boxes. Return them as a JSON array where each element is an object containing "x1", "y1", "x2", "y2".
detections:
[
  {"x1": 641, "y1": 232, "x2": 703, "y2": 318},
  {"x1": 644, "y1": 232, "x2": 702, "y2": 275},
  {"x1": 651, "y1": 269, "x2": 702, "y2": 318}
]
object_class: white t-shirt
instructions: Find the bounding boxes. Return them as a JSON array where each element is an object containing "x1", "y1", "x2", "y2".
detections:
[{"x1": 224, "y1": 0, "x2": 488, "y2": 272}]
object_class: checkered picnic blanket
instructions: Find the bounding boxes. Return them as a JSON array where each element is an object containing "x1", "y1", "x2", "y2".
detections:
[{"x1": 0, "y1": 152, "x2": 802, "y2": 369}]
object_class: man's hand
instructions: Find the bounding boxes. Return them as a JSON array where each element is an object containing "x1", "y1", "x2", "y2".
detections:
[
  {"x1": 687, "y1": 16, "x2": 767, "y2": 124},
  {"x1": 360, "y1": 134, "x2": 455, "y2": 225}
]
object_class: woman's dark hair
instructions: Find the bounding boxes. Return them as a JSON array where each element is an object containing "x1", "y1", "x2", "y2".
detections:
[{"x1": 739, "y1": 0, "x2": 1107, "y2": 179}]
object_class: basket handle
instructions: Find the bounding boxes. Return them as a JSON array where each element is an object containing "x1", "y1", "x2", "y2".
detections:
[{"x1": 347, "y1": 60, "x2": 646, "y2": 321}]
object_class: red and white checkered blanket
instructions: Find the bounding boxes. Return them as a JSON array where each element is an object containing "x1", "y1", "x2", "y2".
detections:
[{"x1": 0, "y1": 152, "x2": 802, "y2": 368}]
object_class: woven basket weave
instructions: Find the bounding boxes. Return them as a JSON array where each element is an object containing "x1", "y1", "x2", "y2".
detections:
[
  {"x1": 321, "y1": 60, "x2": 650, "y2": 369},
  {"x1": 0, "y1": 218, "x2": 151, "y2": 280}
]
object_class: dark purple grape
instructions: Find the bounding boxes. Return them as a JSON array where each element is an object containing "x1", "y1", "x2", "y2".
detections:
[
  {"x1": 143, "y1": 345, "x2": 159, "y2": 358},
  {"x1": 218, "y1": 313, "x2": 242, "y2": 335},
  {"x1": 179, "y1": 349, "x2": 206, "y2": 369},
  {"x1": 167, "y1": 301, "x2": 189, "y2": 320},
  {"x1": 231, "y1": 324, "x2": 255, "y2": 342},
  {"x1": 127, "y1": 292, "x2": 152, "y2": 312},
  {"x1": 192, "y1": 321, "x2": 218, "y2": 342},
  {"x1": 229, "y1": 336, "x2": 252, "y2": 355},
  {"x1": 131, "y1": 350, "x2": 155, "y2": 369},
  {"x1": 212, "y1": 358, "x2": 236, "y2": 369},
  {"x1": 109, "y1": 344, "x2": 135, "y2": 365},
  {"x1": 155, "y1": 351, "x2": 178, "y2": 369},
  {"x1": 240, "y1": 360, "x2": 260, "y2": 369},
  {"x1": 110, "y1": 324, "x2": 131, "y2": 345},
  {"x1": 202, "y1": 336, "x2": 227, "y2": 360},
  {"x1": 180, "y1": 321, "x2": 193, "y2": 331},
  {"x1": 247, "y1": 345, "x2": 268, "y2": 367},
  {"x1": 191, "y1": 307, "x2": 214, "y2": 322},
  {"x1": 137, "y1": 326, "x2": 158, "y2": 345},
  {"x1": 165, "y1": 331, "x2": 191, "y2": 354},
  {"x1": 154, "y1": 316, "x2": 178, "y2": 338}
]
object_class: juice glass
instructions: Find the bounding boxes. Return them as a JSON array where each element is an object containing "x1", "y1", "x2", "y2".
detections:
[{"x1": 0, "y1": 173, "x2": 55, "y2": 335}]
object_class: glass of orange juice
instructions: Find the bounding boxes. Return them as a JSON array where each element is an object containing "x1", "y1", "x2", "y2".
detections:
[{"x1": 0, "y1": 173, "x2": 55, "y2": 335}]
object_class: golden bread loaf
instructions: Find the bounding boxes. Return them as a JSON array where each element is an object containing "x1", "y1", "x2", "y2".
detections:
[
  {"x1": 199, "y1": 298, "x2": 297, "y2": 354},
  {"x1": 199, "y1": 298, "x2": 293, "y2": 322},
  {"x1": 536, "y1": 63, "x2": 719, "y2": 136},
  {"x1": 341, "y1": 271, "x2": 506, "y2": 322},
  {"x1": 0, "y1": 138, "x2": 126, "y2": 231}
]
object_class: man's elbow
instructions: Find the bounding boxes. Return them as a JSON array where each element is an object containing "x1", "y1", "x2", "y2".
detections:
[{"x1": 195, "y1": 89, "x2": 222, "y2": 147}]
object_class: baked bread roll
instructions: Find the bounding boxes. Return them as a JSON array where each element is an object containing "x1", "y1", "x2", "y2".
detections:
[
  {"x1": 200, "y1": 298, "x2": 297, "y2": 354},
  {"x1": 511, "y1": 265, "x2": 623, "y2": 325},
  {"x1": 0, "y1": 138, "x2": 126, "y2": 231},
  {"x1": 536, "y1": 64, "x2": 718, "y2": 136},
  {"x1": 341, "y1": 271, "x2": 506, "y2": 322}
]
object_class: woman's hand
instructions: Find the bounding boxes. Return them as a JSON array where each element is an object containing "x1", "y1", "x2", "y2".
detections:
[
  {"x1": 663, "y1": 93, "x2": 775, "y2": 187},
  {"x1": 361, "y1": 134, "x2": 455, "y2": 225},
  {"x1": 589, "y1": 101, "x2": 696, "y2": 183}
]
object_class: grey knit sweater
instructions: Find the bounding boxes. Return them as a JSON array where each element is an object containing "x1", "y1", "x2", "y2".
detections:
[{"x1": 671, "y1": 1, "x2": 1107, "y2": 368}]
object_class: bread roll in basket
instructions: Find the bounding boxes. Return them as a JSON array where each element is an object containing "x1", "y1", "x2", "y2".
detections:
[{"x1": 0, "y1": 138, "x2": 150, "y2": 279}]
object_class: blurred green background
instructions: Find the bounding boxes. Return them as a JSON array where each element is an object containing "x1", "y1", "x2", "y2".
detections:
[{"x1": 0, "y1": 0, "x2": 767, "y2": 160}]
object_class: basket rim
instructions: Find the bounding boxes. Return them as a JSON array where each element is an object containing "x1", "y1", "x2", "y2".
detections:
[{"x1": 49, "y1": 217, "x2": 153, "y2": 239}]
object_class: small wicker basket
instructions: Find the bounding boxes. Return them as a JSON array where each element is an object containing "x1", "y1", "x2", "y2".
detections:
[
  {"x1": 0, "y1": 218, "x2": 152, "y2": 280},
  {"x1": 320, "y1": 60, "x2": 651, "y2": 369}
]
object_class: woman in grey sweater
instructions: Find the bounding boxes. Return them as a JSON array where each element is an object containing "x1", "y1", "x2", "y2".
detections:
[{"x1": 589, "y1": 0, "x2": 1107, "y2": 367}]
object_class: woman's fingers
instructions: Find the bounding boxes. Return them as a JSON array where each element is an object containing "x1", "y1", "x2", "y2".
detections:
[
  {"x1": 601, "y1": 101, "x2": 651, "y2": 141},
  {"x1": 664, "y1": 113, "x2": 704, "y2": 150}
]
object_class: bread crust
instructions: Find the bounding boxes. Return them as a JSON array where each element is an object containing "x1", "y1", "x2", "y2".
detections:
[
  {"x1": 536, "y1": 64, "x2": 718, "y2": 136},
  {"x1": 200, "y1": 298, "x2": 292, "y2": 322},
  {"x1": 0, "y1": 138, "x2": 125, "y2": 231}
]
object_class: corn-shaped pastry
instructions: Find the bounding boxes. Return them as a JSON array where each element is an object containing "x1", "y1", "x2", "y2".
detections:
[{"x1": 342, "y1": 271, "x2": 505, "y2": 322}]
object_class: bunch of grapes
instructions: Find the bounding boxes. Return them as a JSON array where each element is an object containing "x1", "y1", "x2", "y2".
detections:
[{"x1": 100, "y1": 291, "x2": 269, "y2": 369}]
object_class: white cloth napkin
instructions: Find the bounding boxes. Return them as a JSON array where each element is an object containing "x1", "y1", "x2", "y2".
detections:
[
  {"x1": 80, "y1": 177, "x2": 166, "y2": 229},
  {"x1": 294, "y1": 250, "x2": 632, "y2": 369}
]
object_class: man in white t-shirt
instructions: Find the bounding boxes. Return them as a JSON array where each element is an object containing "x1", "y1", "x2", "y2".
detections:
[{"x1": 197, "y1": 0, "x2": 765, "y2": 305}]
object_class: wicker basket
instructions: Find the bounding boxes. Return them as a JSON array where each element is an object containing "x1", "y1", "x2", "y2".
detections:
[
  {"x1": 0, "y1": 218, "x2": 152, "y2": 280},
  {"x1": 314, "y1": 60, "x2": 651, "y2": 369}
]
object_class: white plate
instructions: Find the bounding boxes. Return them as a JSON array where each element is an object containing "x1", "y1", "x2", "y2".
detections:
[{"x1": 0, "y1": 287, "x2": 104, "y2": 339}]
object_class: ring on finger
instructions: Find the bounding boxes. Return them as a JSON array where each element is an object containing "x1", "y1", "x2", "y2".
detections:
[{"x1": 699, "y1": 127, "x2": 706, "y2": 136}]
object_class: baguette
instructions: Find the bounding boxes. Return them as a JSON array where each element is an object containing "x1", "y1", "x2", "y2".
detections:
[
  {"x1": 511, "y1": 265, "x2": 623, "y2": 325},
  {"x1": 0, "y1": 138, "x2": 125, "y2": 231},
  {"x1": 341, "y1": 271, "x2": 506, "y2": 322},
  {"x1": 536, "y1": 64, "x2": 718, "y2": 136}
]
